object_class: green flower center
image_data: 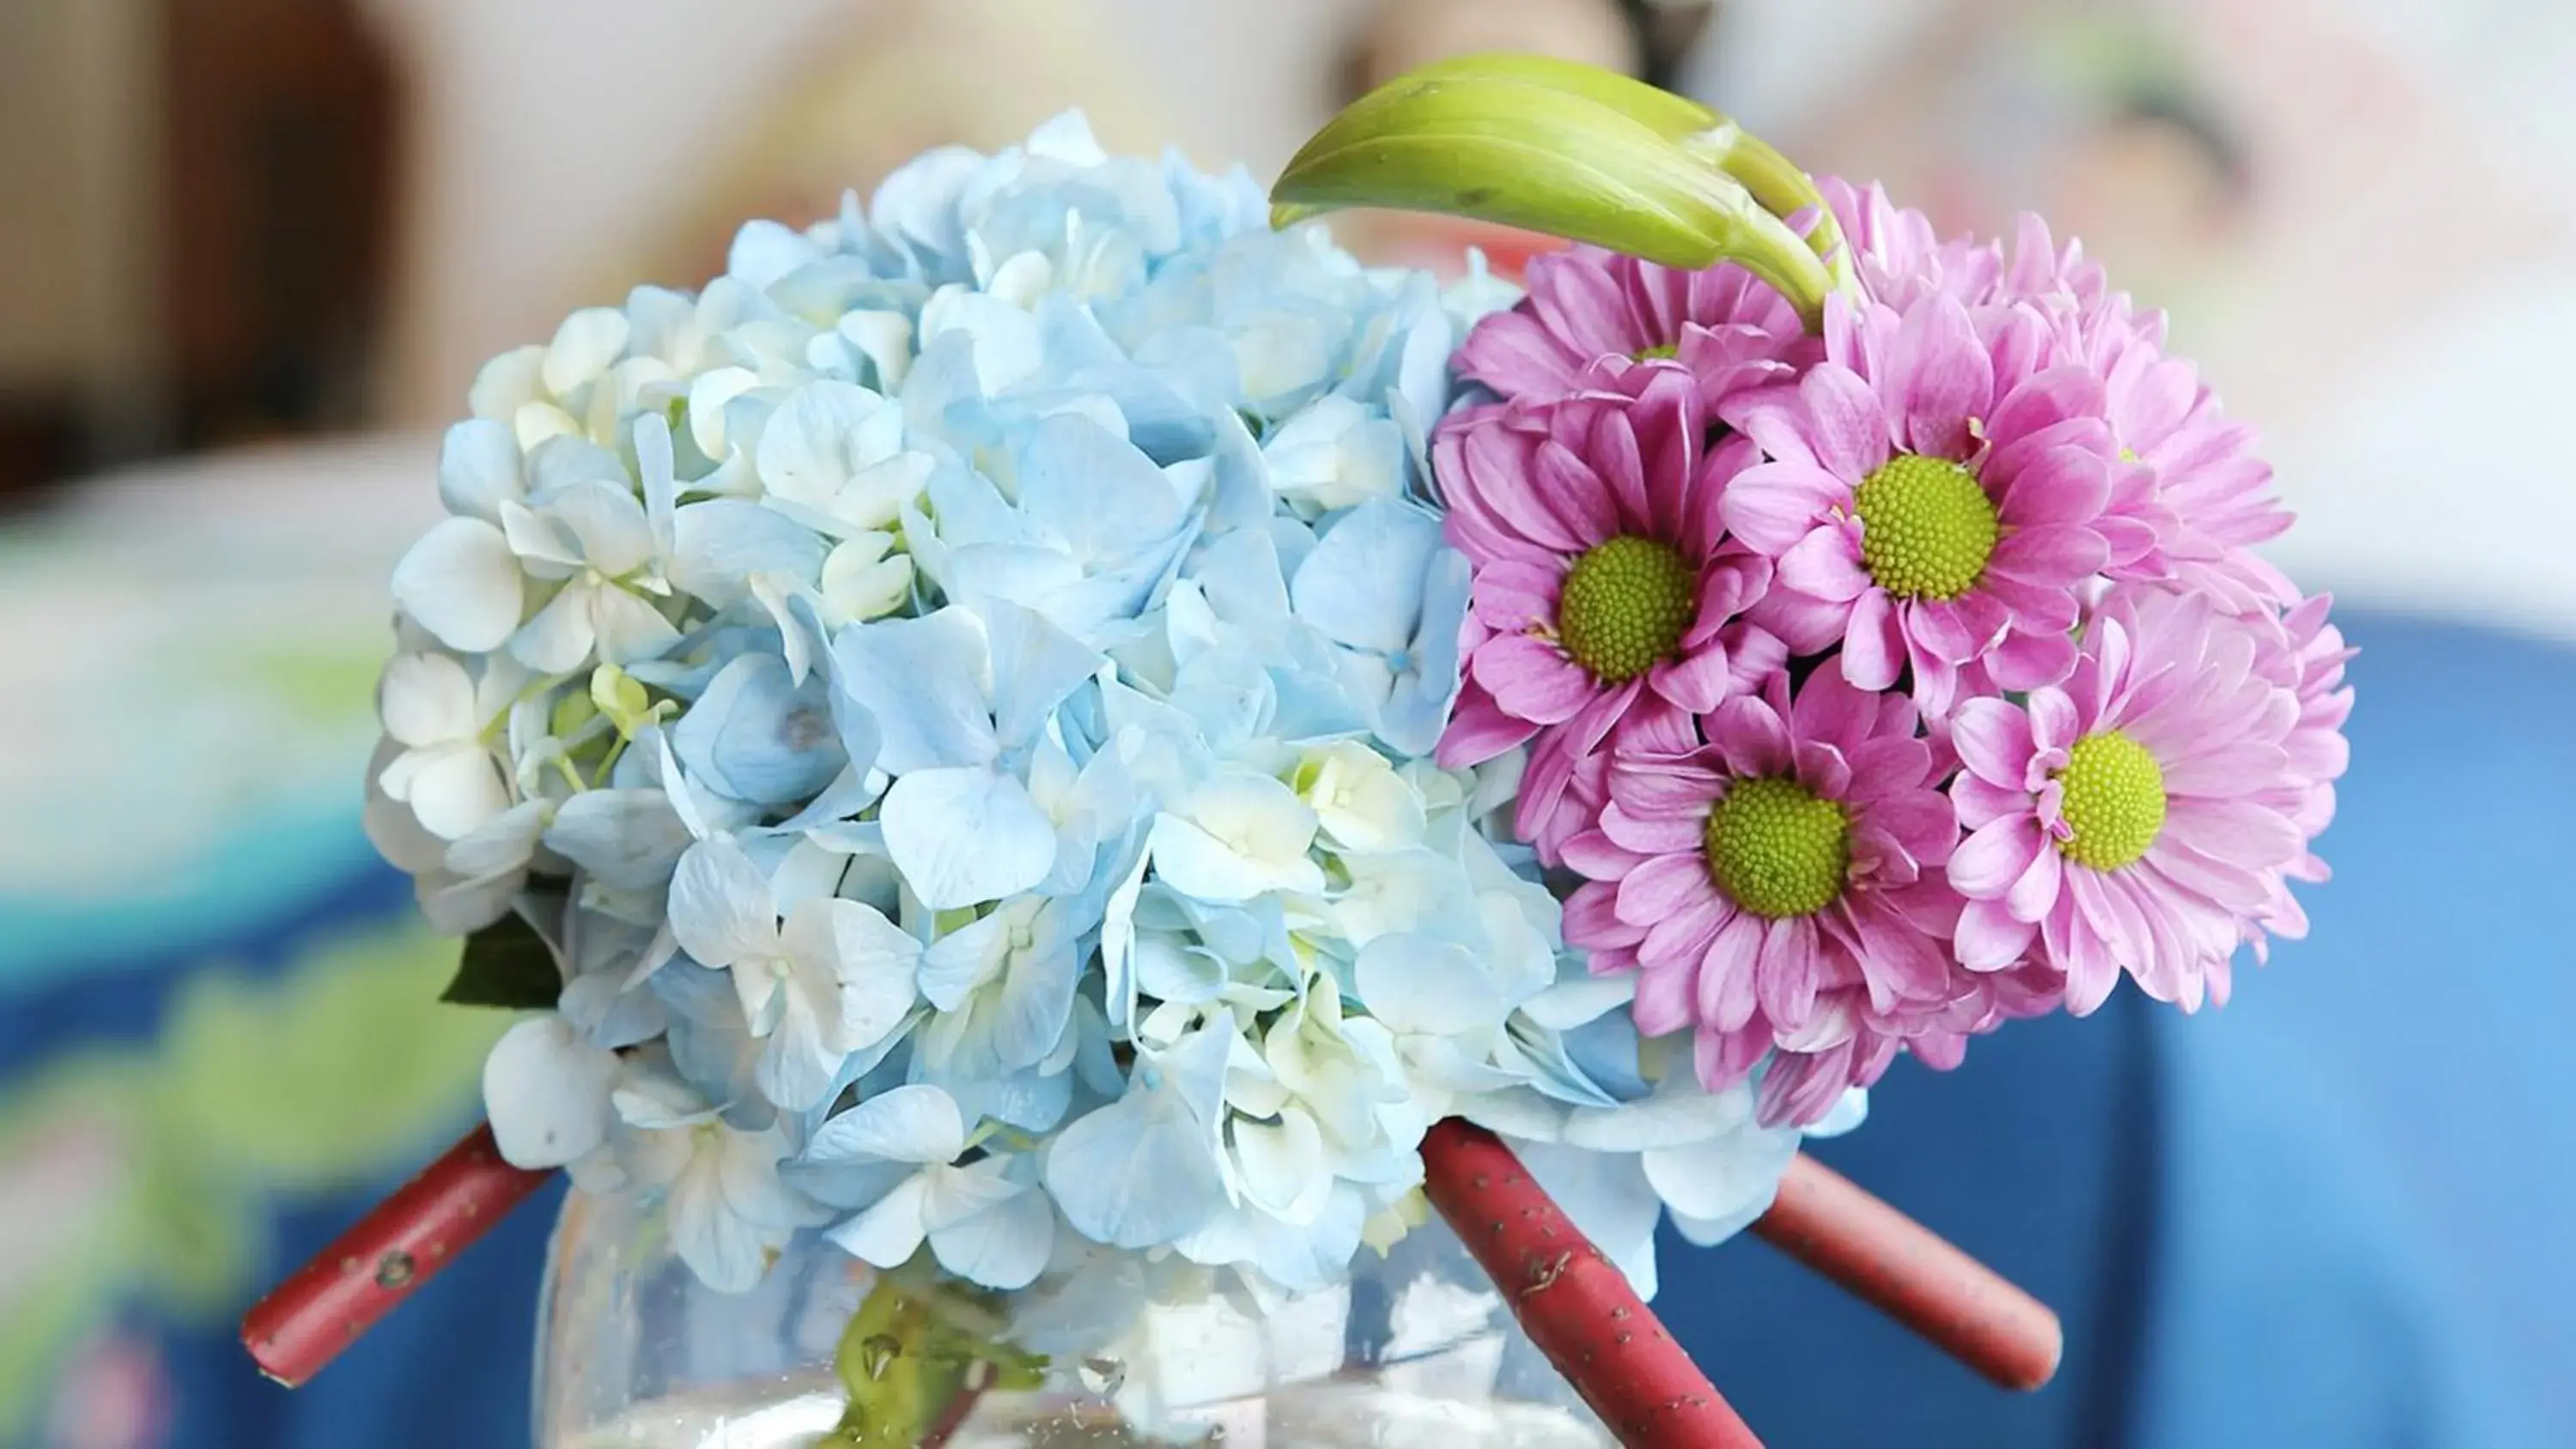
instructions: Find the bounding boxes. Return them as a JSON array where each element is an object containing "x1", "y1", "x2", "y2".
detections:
[
  {"x1": 1558, "y1": 534, "x2": 1696, "y2": 683},
  {"x1": 1852, "y1": 454, "x2": 2001, "y2": 601},
  {"x1": 1703, "y1": 777, "x2": 1851, "y2": 919},
  {"x1": 2057, "y1": 731, "x2": 2166, "y2": 871},
  {"x1": 1634, "y1": 342, "x2": 1679, "y2": 361}
]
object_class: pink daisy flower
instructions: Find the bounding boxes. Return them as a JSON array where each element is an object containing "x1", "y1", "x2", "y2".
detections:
[
  {"x1": 2002, "y1": 215, "x2": 2292, "y2": 608},
  {"x1": 1434, "y1": 368, "x2": 1783, "y2": 859},
  {"x1": 1820, "y1": 178, "x2": 2002, "y2": 312},
  {"x1": 2240, "y1": 590, "x2": 2354, "y2": 963},
  {"x1": 1946, "y1": 584, "x2": 2320, "y2": 1015},
  {"x1": 1720, "y1": 291, "x2": 2121, "y2": 714},
  {"x1": 1558, "y1": 666, "x2": 1967, "y2": 1092},
  {"x1": 1452, "y1": 246, "x2": 1807, "y2": 404}
]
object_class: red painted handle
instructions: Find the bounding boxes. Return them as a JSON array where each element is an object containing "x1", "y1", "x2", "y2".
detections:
[
  {"x1": 240, "y1": 1123, "x2": 555, "y2": 1387},
  {"x1": 1752, "y1": 1155, "x2": 2063, "y2": 1391},
  {"x1": 1420, "y1": 1119, "x2": 1765, "y2": 1449}
]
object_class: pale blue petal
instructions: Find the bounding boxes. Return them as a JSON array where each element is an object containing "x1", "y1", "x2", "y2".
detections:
[
  {"x1": 1643, "y1": 1128, "x2": 1799, "y2": 1240},
  {"x1": 1374, "y1": 547, "x2": 1471, "y2": 755},
  {"x1": 985, "y1": 938, "x2": 1080, "y2": 1073},
  {"x1": 1012, "y1": 413, "x2": 1189, "y2": 565},
  {"x1": 804, "y1": 1082, "x2": 967, "y2": 1165},
  {"x1": 671, "y1": 653, "x2": 846, "y2": 805},
  {"x1": 1513, "y1": 1139, "x2": 1662, "y2": 1299},
  {"x1": 975, "y1": 597, "x2": 1103, "y2": 753},
  {"x1": 925, "y1": 1167, "x2": 1054, "y2": 1290},
  {"x1": 1042, "y1": 1089, "x2": 1224, "y2": 1249},
  {"x1": 831, "y1": 609, "x2": 996, "y2": 773},
  {"x1": 1290, "y1": 499, "x2": 1438, "y2": 653},
  {"x1": 824, "y1": 1173, "x2": 933, "y2": 1269},
  {"x1": 917, "y1": 910, "x2": 1004, "y2": 1012},
  {"x1": 1353, "y1": 933, "x2": 1498, "y2": 1037},
  {"x1": 880, "y1": 766, "x2": 1054, "y2": 910},
  {"x1": 545, "y1": 790, "x2": 691, "y2": 892},
  {"x1": 670, "y1": 500, "x2": 828, "y2": 610}
]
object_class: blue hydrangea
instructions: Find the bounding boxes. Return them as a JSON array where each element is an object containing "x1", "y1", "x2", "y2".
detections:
[{"x1": 374, "y1": 115, "x2": 1855, "y2": 1324}]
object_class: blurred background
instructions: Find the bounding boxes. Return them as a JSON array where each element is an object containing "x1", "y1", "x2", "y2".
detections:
[{"x1": 2, "y1": 0, "x2": 2569, "y2": 1446}]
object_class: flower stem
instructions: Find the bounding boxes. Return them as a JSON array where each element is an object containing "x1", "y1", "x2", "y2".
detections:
[
  {"x1": 1416, "y1": 1119, "x2": 1765, "y2": 1449},
  {"x1": 1749, "y1": 1155, "x2": 2062, "y2": 1391},
  {"x1": 240, "y1": 1123, "x2": 556, "y2": 1387}
]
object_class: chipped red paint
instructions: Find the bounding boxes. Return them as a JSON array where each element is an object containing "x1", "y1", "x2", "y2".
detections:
[{"x1": 240, "y1": 1124, "x2": 553, "y2": 1388}]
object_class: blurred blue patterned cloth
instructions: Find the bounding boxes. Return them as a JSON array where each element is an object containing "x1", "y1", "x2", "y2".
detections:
[{"x1": 3, "y1": 439, "x2": 2567, "y2": 1446}]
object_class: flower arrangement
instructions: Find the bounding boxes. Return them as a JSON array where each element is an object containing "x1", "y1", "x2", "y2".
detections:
[{"x1": 247, "y1": 53, "x2": 2346, "y2": 1449}]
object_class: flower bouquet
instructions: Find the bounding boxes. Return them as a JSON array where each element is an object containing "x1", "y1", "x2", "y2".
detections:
[{"x1": 244, "y1": 53, "x2": 2348, "y2": 1449}]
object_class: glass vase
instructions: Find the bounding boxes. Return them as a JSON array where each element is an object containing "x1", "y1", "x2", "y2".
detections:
[{"x1": 533, "y1": 1184, "x2": 1612, "y2": 1448}]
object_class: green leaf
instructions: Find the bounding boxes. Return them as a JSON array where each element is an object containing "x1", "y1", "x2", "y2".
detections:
[{"x1": 439, "y1": 914, "x2": 561, "y2": 1010}]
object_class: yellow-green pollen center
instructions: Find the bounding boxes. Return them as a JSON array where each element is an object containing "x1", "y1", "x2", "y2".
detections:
[
  {"x1": 2056, "y1": 731, "x2": 2166, "y2": 871},
  {"x1": 1703, "y1": 777, "x2": 1851, "y2": 919},
  {"x1": 1558, "y1": 534, "x2": 1695, "y2": 683},
  {"x1": 1634, "y1": 342, "x2": 1680, "y2": 361},
  {"x1": 1852, "y1": 454, "x2": 2001, "y2": 601}
]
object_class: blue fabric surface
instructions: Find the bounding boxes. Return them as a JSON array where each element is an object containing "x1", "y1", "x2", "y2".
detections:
[{"x1": 5, "y1": 609, "x2": 2567, "y2": 1447}]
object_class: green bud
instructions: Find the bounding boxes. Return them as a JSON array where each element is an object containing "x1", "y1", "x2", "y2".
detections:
[{"x1": 1270, "y1": 53, "x2": 1846, "y2": 328}]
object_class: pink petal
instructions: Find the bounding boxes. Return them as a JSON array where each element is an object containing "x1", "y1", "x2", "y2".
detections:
[
  {"x1": 1643, "y1": 892, "x2": 1728, "y2": 970},
  {"x1": 1778, "y1": 524, "x2": 1869, "y2": 603},
  {"x1": 1632, "y1": 961, "x2": 1696, "y2": 1035},
  {"x1": 1955, "y1": 896, "x2": 2038, "y2": 970},
  {"x1": 1849, "y1": 895, "x2": 1955, "y2": 1007},
  {"x1": 1887, "y1": 295, "x2": 1993, "y2": 458},
  {"x1": 1435, "y1": 678, "x2": 1538, "y2": 767},
  {"x1": 1839, "y1": 588, "x2": 1905, "y2": 689},
  {"x1": 1755, "y1": 918, "x2": 1824, "y2": 1030},
  {"x1": 1649, "y1": 645, "x2": 1735, "y2": 714},
  {"x1": 1986, "y1": 626, "x2": 2079, "y2": 692},
  {"x1": 2005, "y1": 837, "x2": 2065, "y2": 923},
  {"x1": 1695, "y1": 912, "x2": 1764, "y2": 1032},
  {"x1": 1907, "y1": 597, "x2": 1983, "y2": 663},
  {"x1": 1950, "y1": 698, "x2": 2035, "y2": 785},
  {"x1": 1473, "y1": 634, "x2": 1596, "y2": 725},
  {"x1": 1722, "y1": 464, "x2": 1844, "y2": 556},
  {"x1": 1561, "y1": 879, "x2": 1638, "y2": 946},
  {"x1": 1800, "y1": 365, "x2": 1895, "y2": 481},
  {"x1": 1952, "y1": 772, "x2": 2027, "y2": 831},
  {"x1": 1600, "y1": 799, "x2": 1704, "y2": 855},
  {"x1": 2026, "y1": 687, "x2": 2080, "y2": 751},
  {"x1": 1706, "y1": 696, "x2": 1794, "y2": 778},
  {"x1": 1617, "y1": 850, "x2": 1711, "y2": 925},
  {"x1": 1951, "y1": 817, "x2": 2044, "y2": 898},
  {"x1": 1532, "y1": 440, "x2": 1621, "y2": 548},
  {"x1": 1989, "y1": 524, "x2": 2109, "y2": 585},
  {"x1": 1467, "y1": 559, "x2": 1564, "y2": 631}
]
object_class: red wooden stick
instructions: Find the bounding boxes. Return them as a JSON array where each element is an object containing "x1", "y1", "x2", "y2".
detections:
[
  {"x1": 241, "y1": 1123, "x2": 555, "y2": 1387},
  {"x1": 1419, "y1": 1119, "x2": 1765, "y2": 1449},
  {"x1": 1751, "y1": 1154, "x2": 2062, "y2": 1391}
]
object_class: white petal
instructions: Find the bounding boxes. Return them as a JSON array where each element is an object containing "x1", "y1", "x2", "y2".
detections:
[
  {"x1": 469, "y1": 345, "x2": 546, "y2": 423},
  {"x1": 667, "y1": 1151, "x2": 774, "y2": 1292},
  {"x1": 547, "y1": 480, "x2": 659, "y2": 578},
  {"x1": 780, "y1": 898, "x2": 921, "y2": 1051},
  {"x1": 1231, "y1": 1106, "x2": 1330, "y2": 1224},
  {"x1": 587, "y1": 584, "x2": 683, "y2": 666},
  {"x1": 1353, "y1": 934, "x2": 1498, "y2": 1037},
  {"x1": 544, "y1": 306, "x2": 631, "y2": 396},
  {"x1": 405, "y1": 744, "x2": 512, "y2": 840},
  {"x1": 1563, "y1": 1078, "x2": 1758, "y2": 1154},
  {"x1": 393, "y1": 518, "x2": 525, "y2": 653},
  {"x1": 509, "y1": 579, "x2": 599, "y2": 675},
  {"x1": 666, "y1": 838, "x2": 779, "y2": 970},
  {"x1": 880, "y1": 766, "x2": 1055, "y2": 910},
  {"x1": 439, "y1": 419, "x2": 525, "y2": 521},
  {"x1": 483, "y1": 1017, "x2": 616, "y2": 1168},
  {"x1": 379, "y1": 652, "x2": 478, "y2": 747},
  {"x1": 806, "y1": 1083, "x2": 969, "y2": 1166},
  {"x1": 687, "y1": 367, "x2": 760, "y2": 458},
  {"x1": 756, "y1": 995, "x2": 841, "y2": 1112}
]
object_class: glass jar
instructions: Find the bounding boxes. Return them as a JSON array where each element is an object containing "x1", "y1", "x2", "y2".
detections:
[{"x1": 534, "y1": 1185, "x2": 1613, "y2": 1448}]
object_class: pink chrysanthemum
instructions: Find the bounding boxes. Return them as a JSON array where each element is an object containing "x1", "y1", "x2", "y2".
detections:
[
  {"x1": 1946, "y1": 584, "x2": 2326, "y2": 1014},
  {"x1": 1435, "y1": 369, "x2": 1784, "y2": 859},
  {"x1": 1820, "y1": 178, "x2": 2002, "y2": 312},
  {"x1": 1719, "y1": 292, "x2": 2121, "y2": 714},
  {"x1": 2241, "y1": 590, "x2": 2354, "y2": 960},
  {"x1": 1997, "y1": 215, "x2": 2293, "y2": 609},
  {"x1": 1558, "y1": 666, "x2": 1967, "y2": 1118},
  {"x1": 1453, "y1": 246, "x2": 1807, "y2": 404}
]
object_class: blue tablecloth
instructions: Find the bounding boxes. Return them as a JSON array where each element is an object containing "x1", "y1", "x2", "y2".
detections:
[{"x1": 4, "y1": 608, "x2": 2567, "y2": 1447}]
